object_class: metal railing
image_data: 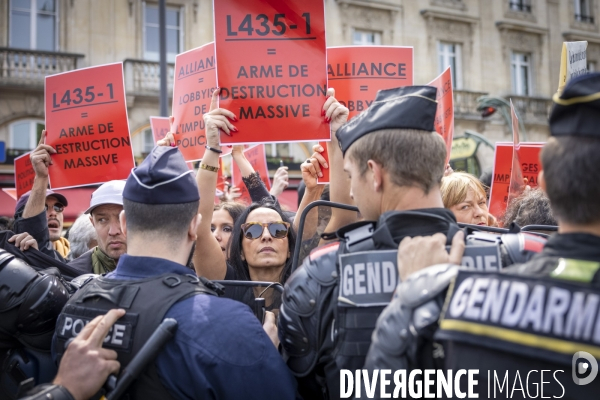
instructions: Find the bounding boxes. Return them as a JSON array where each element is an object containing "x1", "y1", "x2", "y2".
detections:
[
  {"x1": 510, "y1": 95, "x2": 553, "y2": 124},
  {"x1": 123, "y1": 59, "x2": 174, "y2": 96},
  {"x1": 454, "y1": 90, "x2": 489, "y2": 117},
  {"x1": 0, "y1": 47, "x2": 83, "y2": 88},
  {"x1": 509, "y1": 1, "x2": 531, "y2": 12},
  {"x1": 575, "y1": 14, "x2": 595, "y2": 23},
  {"x1": 2, "y1": 148, "x2": 29, "y2": 165}
]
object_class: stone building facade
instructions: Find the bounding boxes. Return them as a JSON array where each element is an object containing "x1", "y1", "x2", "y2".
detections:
[{"x1": 1, "y1": 0, "x2": 598, "y2": 182}]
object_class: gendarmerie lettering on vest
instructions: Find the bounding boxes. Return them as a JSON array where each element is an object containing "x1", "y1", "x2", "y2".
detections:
[
  {"x1": 441, "y1": 270, "x2": 600, "y2": 352},
  {"x1": 339, "y1": 251, "x2": 398, "y2": 306},
  {"x1": 339, "y1": 245, "x2": 502, "y2": 307}
]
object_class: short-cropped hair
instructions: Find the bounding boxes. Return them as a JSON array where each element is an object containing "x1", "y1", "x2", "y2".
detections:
[
  {"x1": 540, "y1": 136, "x2": 600, "y2": 224},
  {"x1": 123, "y1": 198, "x2": 199, "y2": 241},
  {"x1": 347, "y1": 129, "x2": 446, "y2": 194}
]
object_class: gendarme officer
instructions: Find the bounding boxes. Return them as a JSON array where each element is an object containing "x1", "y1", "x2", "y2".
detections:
[
  {"x1": 278, "y1": 86, "x2": 463, "y2": 400},
  {"x1": 365, "y1": 73, "x2": 600, "y2": 399},
  {"x1": 52, "y1": 146, "x2": 298, "y2": 399}
]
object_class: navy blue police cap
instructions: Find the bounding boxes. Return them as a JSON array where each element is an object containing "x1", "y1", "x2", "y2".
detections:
[
  {"x1": 124, "y1": 146, "x2": 199, "y2": 204},
  {"x1": 335, "y1": 85, "x2": 438, "y2": 155},
  {"x1": 550, "y1": 72, "x2": 600, "y2": 137}
]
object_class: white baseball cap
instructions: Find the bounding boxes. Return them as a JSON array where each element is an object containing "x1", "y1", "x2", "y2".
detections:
[{"x1": 84, "y1": 180, "x2": 126, "y2": 214}]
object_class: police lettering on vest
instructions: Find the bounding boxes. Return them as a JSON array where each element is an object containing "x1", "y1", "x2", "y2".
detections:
[
  {"x1": 55, "y1": 305, "x2": 138, "y2": 352},
  {"x1": 438, "y1": 270, "x2": 600, "y2": 362}
]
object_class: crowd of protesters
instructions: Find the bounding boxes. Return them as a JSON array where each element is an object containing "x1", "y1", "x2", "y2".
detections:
[{"x1": 2, "y1": 65, "x2": 600, "y2": 400}]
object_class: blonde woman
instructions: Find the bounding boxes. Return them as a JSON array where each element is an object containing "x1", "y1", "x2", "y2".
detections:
[{"x1": 441, "y1": 172, "x2": 494, "y2": 226}]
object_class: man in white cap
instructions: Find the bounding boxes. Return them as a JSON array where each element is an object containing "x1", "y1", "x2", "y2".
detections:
[{"x1": 68, "y1": 180, "x2": 127, "y2": 274}]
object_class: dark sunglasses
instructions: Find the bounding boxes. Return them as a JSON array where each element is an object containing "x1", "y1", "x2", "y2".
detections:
[
  {"x1": 241, "y1": 221, "x2": 290, "y2": 240},
  {"x1": 45, "y1": 203, "x2": 64, "y2": 213}
]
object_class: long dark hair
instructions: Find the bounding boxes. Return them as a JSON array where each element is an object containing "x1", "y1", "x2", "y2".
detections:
[
  {"x1": 227, "y1": 199, "x2": 296, "y2": 284},
  {"x1": 214, "y1": 201, "x2": 246, "y2": 224}
]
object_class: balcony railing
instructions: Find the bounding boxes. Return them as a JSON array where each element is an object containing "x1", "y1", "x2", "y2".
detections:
[
  {"x1": 0, "y1": 47, "x2": 84, "y2": 89},
  {"x1": 123, "y1": 59, "x2": 174, "y2": 96},
  {"x1": 575, "y1": 14, "x2": 595, "y2": 23},
  {"x1": 454, "y1": 90, "x2": 489, "y2": 118},
  {"x1": 509, "y1": 1, "x2": 531, "y2": 12},
  {"x1": 510, "y1": 95, "x2": 553, "y2": 125},
  {"x1": 1, "y1": 148, "x2": 29, "y2": 165}
]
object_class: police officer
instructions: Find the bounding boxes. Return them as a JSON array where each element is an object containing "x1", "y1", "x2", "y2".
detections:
[
  {"x1": 0, "y1": 249, "x2": 70, "y2": 399},
  {"x1": 19, "y1": 309, "x2": 125, "y2": 400},
  {"x1": 364, "y1": 73, "x2": 600, "y2": 399},
  {"x1": 279, "y1": 86, "x2": 465, "y2": 400},
  {"x1": 52, "y1": 146, "x2": 299, "y2": 399}
]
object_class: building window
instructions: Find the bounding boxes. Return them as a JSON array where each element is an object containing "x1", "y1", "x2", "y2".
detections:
[
  {"x1": 511, "y1": 52, "x2": 532, "y2": 96},
  {"x1": 143, "y1": 3, "x2": 183, "y2": 63},
  {"x1": 588, "y1": 61, "x2": 596, "y2": 72},
  {"x1": 575, "y1": 0, "x2": 595, "y2": 23},
  {"x1": 142, "y1": 129, "x2": 155, "y2": 154},
  {"x1": 509, "y1": 0, "x2": 531, "y2": 12},
  {"x1": 9, "y1": 0, "x2": 58, "y2": 51},
  {"x1": 10, "y1": 120, "x2": 44, "y2": 150},
  {"x1": 438, "y1": 42, "x2": 463, "y2": 89},
  {"x1": 352, "y1": 29, "x2": 382, "y2": 45}
]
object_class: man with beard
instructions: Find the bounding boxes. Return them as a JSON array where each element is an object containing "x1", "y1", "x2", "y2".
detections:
[
  {"x1": 68, "y1": 181, "x2": 127, "y2": 274},
  {"x1": 12, "y1": 133, "x2": 70, "y2": 261}
]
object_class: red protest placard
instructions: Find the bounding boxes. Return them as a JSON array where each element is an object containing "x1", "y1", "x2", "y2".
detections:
[
  {"x1": 488, "y1": 143, "x2": 512, "y2": 220},
  {"x1": 316, "y1": 141, "x2": 329, "y2": 184},
  {"x1": 231, "y1": 145, "x2": 272, "y2": 205},
  {"x1": 214, "y1": 0, "x2": 329, "y2": 144},
  {"x1": 327, "y1": 46, "x2": 413, "y2": 119},
  {"x1": 15, "y1": 152, "x2": 35, "y2": 199},
  {"x1": 44, "y1": 63, "x2": 134, "y2": 189},
  {"x1": 2, "y1": 188, "x2": 17, "y2": 201},
  {"x1": 507, "y1": 101, "x2": 525, "y2": 207},
  {"x1": 488, "y1": 142, "x2": 544, "y2": 221},
  {"x1": 518, "y1": 144, "x2": 544, "y2": 188},
  {"x1": 172, "y1": 43, "x2": 219, "y2": 161},
  {"x1": 150, "y1": 116, "x2": 170, "y2": 144},
  {"x1": 216, "y1": 157, "x2": 227, "y2": 192},
  {"x1": 428, "y1": 67, "x2": 454, "y2": 163}
]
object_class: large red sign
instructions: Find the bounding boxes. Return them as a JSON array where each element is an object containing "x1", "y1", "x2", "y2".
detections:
[
  {"x1": 327, "y1": 46, "x2": 413, "y2": 119},
  {"x1": 14, "y1": 152, "x2": 35, "y2": 199},
  {"x1": 231, "y1": 145, "x2": 272, "y2": 205},
  {"x1": 488, "y1": 142, "x2": 544, "y2": 221},
  {"x1": 44, "y1": 63, "x2": 134, "y2": 189},
  {"x1": 150, "y1": 116, "x2": 170, "y2": 145},
  {"x1": 428, "y1": 67, "x2": 454, "y2": 163},
  {"x1": 213, "y1": 0, "x2": 329, "y2": 144},
  {"x1": 172, "y1": 42, "x2": 218, "y2": 161}
]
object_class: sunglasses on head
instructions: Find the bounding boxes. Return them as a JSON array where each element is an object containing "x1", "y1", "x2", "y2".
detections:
[
  {"x1": 45, "y1": 203, "x2": 64, "y2": 213},
  {"x1": 241, "y1": 221, "x2": 291, "y2": 240}
]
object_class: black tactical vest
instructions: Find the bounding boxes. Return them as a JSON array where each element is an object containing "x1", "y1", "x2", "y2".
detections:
[
  {"x1": 53, "y1": 273, "x2": 219, "y2": 399},
  {"x1": 437, "y1": 268, "x2": 600, "y2": 399},
  {"x1": 332, "y1": 213, "x2": 462, "y2": 376}
]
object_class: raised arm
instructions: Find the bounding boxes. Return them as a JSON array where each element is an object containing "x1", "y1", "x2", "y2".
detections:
[
  {"x1": 22, "y1": 132, "x2": 54, "y2": 219},
  {"x1": 231, "y1": 146, "x2": 273, "y2": 204},
  {"x1": 320, "y1": 88, "x2": 358, "y2": 242},
  {"x1": 293, "y1": 144, "x2": 326, "y2": 238},
  {"x1": 158, "y1": 89, "x2": 235, "y2": 279}
]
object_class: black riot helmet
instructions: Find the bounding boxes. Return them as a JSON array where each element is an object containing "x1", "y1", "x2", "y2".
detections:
[{"x1": 0, "y1": 249, "x2": 70, "y2": 352}]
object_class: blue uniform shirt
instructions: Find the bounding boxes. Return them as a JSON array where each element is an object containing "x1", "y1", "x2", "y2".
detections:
[{"x1": 106, "y1": 254, "x2": 299, "y2": 400}]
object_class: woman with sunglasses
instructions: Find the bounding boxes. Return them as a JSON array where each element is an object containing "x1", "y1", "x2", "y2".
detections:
[{"x1": 227, "y1": 200, "x2": 295, "y2": 284}]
